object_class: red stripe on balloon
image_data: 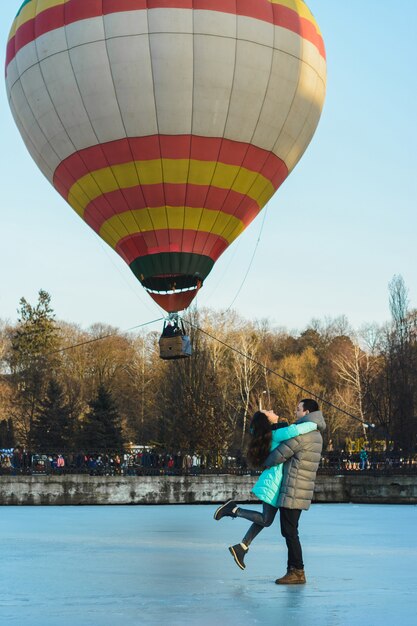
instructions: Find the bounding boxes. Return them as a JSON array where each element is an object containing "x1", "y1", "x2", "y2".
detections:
[
  {"x1": 5, "y1": 40, "x2": 15, "y2": 76},
  {"x1": 83, "y1": 184, "x2": 261, "y2": 233},
  {"x1": 103, "y1": 0, "x2": 147, "y2": 11},
  {"x1": 148, "y1": 290, "x2": 199, "y2": 313},
  {"x1": 35, "y1": 5, "x2": 64, "y2": 39},
  {"x1": 6, "y1": 0, "x2": 324, "y2": 71},
  {"x1": 52, "y1": 135, "x2": 288, "y2": 198},
  {"x1": 116, "y1": 230, "x2": 229, "y2": 264},
  {"x1": 14, "y1": 15, "x2": 34, "y2": 55},
  {"x1": 146, "y1": 0, "x2": 194, "y2": 7}
]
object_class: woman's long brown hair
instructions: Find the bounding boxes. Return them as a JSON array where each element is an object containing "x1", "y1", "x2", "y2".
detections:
[{"x1": 246, "y1": 411, "x2": 272, "y2": 469}]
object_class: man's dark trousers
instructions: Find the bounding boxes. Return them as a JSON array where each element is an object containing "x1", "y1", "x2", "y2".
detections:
[{"x1": 279, "y1": 508, "x2": 303, "y2": 569}]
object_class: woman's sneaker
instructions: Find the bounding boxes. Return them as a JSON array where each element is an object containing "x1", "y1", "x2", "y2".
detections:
[
  {"x1": 228, "y1": 543, "x2": 248, "y2": 570},
  {"x1": 213, "y1": 500, "x2": 237, "y2": 520}
]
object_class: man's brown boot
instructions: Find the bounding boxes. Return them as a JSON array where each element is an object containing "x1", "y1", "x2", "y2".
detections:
[{"x1": 275, "y1": 567, "x2": 306, "y2": 585}]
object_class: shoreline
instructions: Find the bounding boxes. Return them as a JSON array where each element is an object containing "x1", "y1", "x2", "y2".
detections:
[{"x1": 1, "y1": 474, "x2": 416, "y2": 505}]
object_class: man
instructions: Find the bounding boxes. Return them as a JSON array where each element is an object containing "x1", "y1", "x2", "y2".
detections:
[{"x1": 264, "y1": 398, "x2": 326, "y2": 585}]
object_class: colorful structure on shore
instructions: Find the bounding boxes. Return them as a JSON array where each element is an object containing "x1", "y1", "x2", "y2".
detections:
[{"x1": 6, "y1": 0, "x2": 326, "y2": 312}]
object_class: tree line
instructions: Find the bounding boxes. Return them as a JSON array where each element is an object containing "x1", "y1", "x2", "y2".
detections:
[{"x1": 0, "y1": 275, "x2": 416, "y2": 455}]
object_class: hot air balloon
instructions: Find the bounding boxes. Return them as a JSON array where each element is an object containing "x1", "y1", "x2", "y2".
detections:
[{"x1": 5, "y1": 0, "x2": 326, "y2": 314}]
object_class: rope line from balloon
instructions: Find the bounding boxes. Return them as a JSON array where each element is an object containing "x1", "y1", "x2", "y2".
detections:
[
  {"x1": 49, "y1": 317, "x2": 165, "y2": 355},
  {"x1": 184, "y1": 318, "x2": 376, "y2": 429},
  {"x1": 202, "y1": 202, "x2": 268, "y2": 309},
  {"x1": 225, "y1": 203, "x2": 269, "y2": 312},
  {"x1": 12, "y1": 318, "x2": 165, "y2": 361}
]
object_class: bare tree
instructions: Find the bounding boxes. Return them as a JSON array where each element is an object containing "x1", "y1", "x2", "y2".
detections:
[
  {"x1": 0, "y1": 322, "x2": 12, "y2": 423},
  {"x1": 386, "y1": 275, "x2": 415, "y2": 451},
  {"x1": 389, "y1": 274, "x2": 409, "y2": 343},
  {"x1": 333, "y1": 340, "x2": 371, "y2": 439},
  {"x1": 231, "y1": 327, "x2": 263, "y2": 448}
]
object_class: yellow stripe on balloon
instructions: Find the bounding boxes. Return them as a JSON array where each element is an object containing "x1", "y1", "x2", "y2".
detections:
[
  {"x1": 10, "y1": 3, "x2": 35, "y2": 40},
  {"x1": 270, "y1": 0, "x2": 322, "y2": 35},
  {"x1": 9, "y1": 0, "x2": 68, "y2": 41},
  {"x1": 67, "y1": 159, "x2": 275, "y2": 218},
  {"x1": 99, "y1": 206, "x2": 244, "y2": 249},
  {"x1": 34, "y1": 0, "x2": 68, "y2": 15}
]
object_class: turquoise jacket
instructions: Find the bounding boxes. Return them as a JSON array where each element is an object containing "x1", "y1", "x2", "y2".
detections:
[{"x1": 252, "y1": 422, "x2": 317, "y2": 507}]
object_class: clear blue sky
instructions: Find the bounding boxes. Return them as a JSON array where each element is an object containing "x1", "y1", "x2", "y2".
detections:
[{"x1": 1, "y1": 1, "x2": 416, "y2": 334}]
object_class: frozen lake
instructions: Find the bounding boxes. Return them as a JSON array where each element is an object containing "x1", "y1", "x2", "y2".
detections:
[{"x1": 1, "y1": 504, "x2": 416, "y2": 626}]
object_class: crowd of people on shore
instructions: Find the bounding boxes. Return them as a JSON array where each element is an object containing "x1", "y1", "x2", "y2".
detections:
[
  {"x1": 0, "y1": 448, "x2": 233, "y2": 476},
  {"x1": 0, "y1": 447, "x2": 415, "y2": 476},
  {"x1": 320, "y1": 449, "x2": 417, "y2": 471}
]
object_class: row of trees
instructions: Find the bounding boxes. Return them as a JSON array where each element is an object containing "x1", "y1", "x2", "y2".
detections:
[{"x1": 0, "y1": 276, "x2": 416, "y2": 454}]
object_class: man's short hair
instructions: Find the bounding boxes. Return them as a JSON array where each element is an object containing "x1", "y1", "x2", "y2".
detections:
[{"x1": 300, "y1": 398, "x2": 319, "y2": 413}]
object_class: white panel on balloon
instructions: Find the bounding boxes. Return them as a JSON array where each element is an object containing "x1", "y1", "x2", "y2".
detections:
[
  {"x1": 253, "y1": 48, "x2": 300, "y2": 155},
  {"x1": 148, "y1": 8, "x2": 192, "y2": 35},
  {"x1": 40, "y1": 51, "x2": 98, "y2": 155},
  {"x1": 192, "y1": 34, "x2": 236, "y2": 138},
  {"x1": 225, "y1": 39, "x2": 273, "y2": 145},
  {"x1": 65, "y1": 16, "x2": 105, "y2": 49},
  {"x1": 105, "y1": 35, "x2": 158, "y2": 138},
  {"x1": 69, "y1": 40, "x2": 126, "y2": 144},
  {"x1": 150, "y1": 32, "x2": 193, "y2": 136},
  {"x1": 104, "y1": 9, "x2": 148, "y2": 39},
  {"x1": 35, "y1": 26, "x2": 68, "y2": 64}
]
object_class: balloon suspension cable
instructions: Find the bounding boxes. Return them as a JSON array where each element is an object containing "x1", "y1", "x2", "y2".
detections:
[
  {"x1": 183, "y1": 318, "x2": 376, "y2": 429},
  {"x1": 225, "y1": 204, "x2": 269, "y2": 313},
  {"x1": 48, "y1": 317, "x2": 165, "y2": 356}
]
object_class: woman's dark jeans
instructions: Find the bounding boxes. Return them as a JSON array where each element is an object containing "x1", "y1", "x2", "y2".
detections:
[{"x1": 235, "y1": 502, "x2": 278, "y2": 546}]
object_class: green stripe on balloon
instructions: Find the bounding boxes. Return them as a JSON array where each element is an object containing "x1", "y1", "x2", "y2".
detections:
[
  {"x1": 16, "y1": 0, "x2": 33, "y2": 18},
  {"x1": 130, "y1": 253, "x2": 214, "y2": 291}
]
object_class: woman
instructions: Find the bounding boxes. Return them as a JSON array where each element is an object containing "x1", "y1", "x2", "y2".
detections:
[{"x1": 214, "y1": 409, "x2": 317, "y2": 570}]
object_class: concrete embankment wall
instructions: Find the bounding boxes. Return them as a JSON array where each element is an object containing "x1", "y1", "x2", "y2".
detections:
[{"x1": 1, "y1": 474, "x2": 416, "y2": 505}]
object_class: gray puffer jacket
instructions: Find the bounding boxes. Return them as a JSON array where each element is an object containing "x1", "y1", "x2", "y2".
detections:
[{"x1": 264, "y1": 411, "x2": 326, "y2": 510}]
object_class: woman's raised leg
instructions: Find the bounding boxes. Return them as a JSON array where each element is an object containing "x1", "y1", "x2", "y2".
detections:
[{"x1": 228, "y1": 503, "x2": 278, "y2": 570}]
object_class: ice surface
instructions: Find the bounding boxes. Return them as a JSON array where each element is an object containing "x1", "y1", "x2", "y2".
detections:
[{"x1": 0, "y1": 503, "x2": 416, "y2": 626}]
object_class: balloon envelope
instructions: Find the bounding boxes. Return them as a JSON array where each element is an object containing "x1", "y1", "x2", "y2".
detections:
[{"x1": 6, "y1": 0, "x2": 326, "y2": 312}]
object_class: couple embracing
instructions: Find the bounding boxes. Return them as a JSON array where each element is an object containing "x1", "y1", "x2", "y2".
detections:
[{"x1": 214, "y1": 399, "x2": 326, "y2": 585}]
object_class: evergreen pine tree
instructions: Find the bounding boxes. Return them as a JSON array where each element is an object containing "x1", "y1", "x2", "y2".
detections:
[
  {"x1": 7, "y1": 290, "x2": 59, "y2": 446},
  {"x1": 32, "y1": 379, "x2": 72, "y2": 452},
  {"x1": 6, "y1": 418, "x2": 15, "y2": 448},
  {"x1": 79, "y1": 385, "x2": 123, "y2": 451},
  {"x1": 0, "y1": 421, "x2": 7, "y2": 448},
  {"x1": 0, "y1": 419, "x2": 15, "y2": 448}
]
